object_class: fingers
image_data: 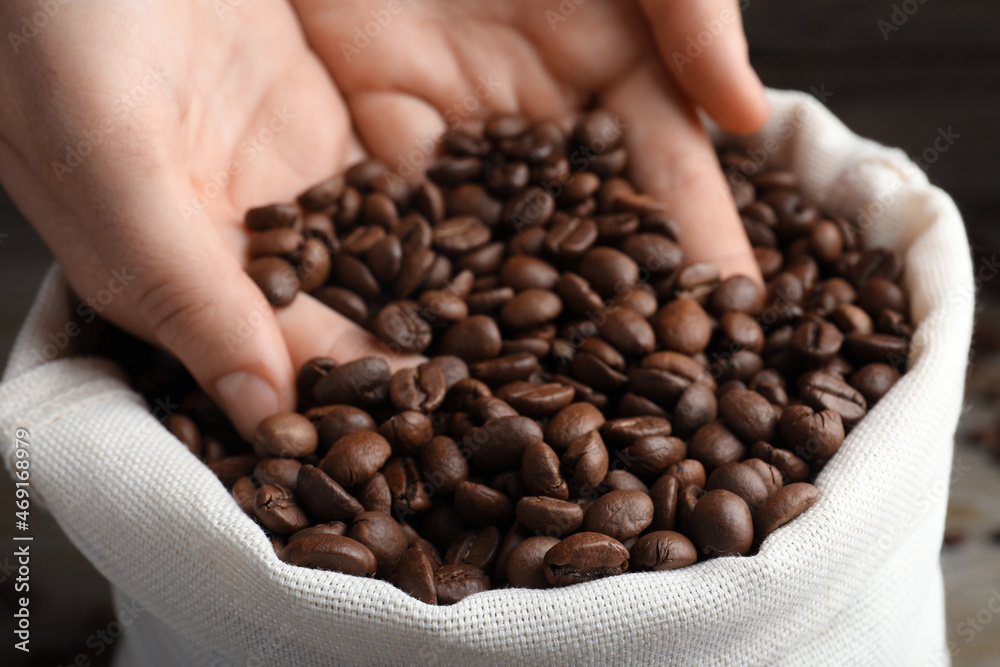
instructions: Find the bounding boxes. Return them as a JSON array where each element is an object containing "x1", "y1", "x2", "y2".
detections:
[
  {"x1": 638, "y1": 0, "x2": 770, "y2": 134},
  {"x1": 602, "y1": 60, "x2": 762, "y2": 285},
  {"x1": 274, "y1": 293, "x2": 424, "y2": 373}
]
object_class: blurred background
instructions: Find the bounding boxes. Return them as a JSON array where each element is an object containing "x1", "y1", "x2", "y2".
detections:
[{"x1": 1, "y1": 0, "x2": 998, "y2": 664}]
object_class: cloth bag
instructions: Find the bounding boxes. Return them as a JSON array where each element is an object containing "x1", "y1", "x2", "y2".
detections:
[{"x1": 0, "y1": 89, "x2": 974, "y2": 666}]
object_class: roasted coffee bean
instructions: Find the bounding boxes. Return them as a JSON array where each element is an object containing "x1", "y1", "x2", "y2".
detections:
[
  {"x1": 664, "y1": 458, "x2": 707, "y2": 489},
  {"x1": 470, "y1": 352, "x2": 541, "y2": 386},
  {"x1": 688, "y1": 421, "x2": 746, "y2": 472},
  {"x1": 711, "y1": 276, "x2": 761, "y2": 315},
  {"x1": 545, "y1": 215, "x2": 599, "y2": 259},
  {"x1": 506, "y1": 536, "x2": 560, "y2": 588},
  {"x1": 287, "y1": 522, "x2": 348, "y2": 545},
  {"x1": 557, "y1": 272, "x2": 605, "y2": 315},
  {"x1": 630, "y1": 531, "x2": 698, "y2": 571},
  {"x1": 297, "y1": 464, "x2": 363, "y2": 522},
  {"x1": 320, "y1": 431, "x2": 392, "y2": 487},
  {"x1": 254, "y1": 412, "x2": 318, "y2": 459},
  {"x1": 248, "y1": 256, "x2": 300, "y2": 306},
  {"x1": 779, "y1": 405, "x2": 845, "y2": 460},
  {"x1": 830, "y1": 303, "x2": 873, "y2": 336},
  {"x1": 601, "y1": 417, "x2": 672, "y2": 449},
  {"x1": 298, "y1": 176, "x2": 345, "y2": 211},
  {"x1": 604, "y1": 470, "x2": 650, "y2": 494},
  {"x1": 245, "y1": 203, "x2": 300, "y2": 231},
  {"x1": 366, "y1": 234, "x2": 403, "y2": 285},
  {"x1": 500, "y1": 289, "x2": 563, "y2": 329},
  {"x1": 622, "y1": 436, "x2": 686, "y2": 478},
  {"x1": 690, "y1": 489, "x2": 753, "y2": 557},
  {"x1": 316, "y1": 405, "x2": 377, "y2": 450},
  {"x1": 393, "y1": 546, "x2": 438, "y2": 604},
  {"x1": 384, "y1": 457, "x2": 433, "y2": 515},
  {"x1": 390, "y1": 364, "x2": 447, "y2": 413},
  {"x1": 791, "y1": 319, "x2": 843, "y2": 363},
  {"x1": 334, "y1": 253, "x2": 381, "y2": 299},
  {"x1": 798, "y1": 371, "x2": 867, "y2": 426},
  {"x1": 742, "y1": 458, "x2": 784, "y2": 497},
  {"x1": 254, "y1": 458, "x2": 303, "y2": 490},
  {"x1": 497, "y1": 382, "x2": 575, "y2": 418},
  {"x1": 749, "y1": 441, "x2": 810, "y2": 484},
  {"x1": 649, "y1": 474, "x2": 679, "y2": 531},
  {"x1": 444, "y1": 526, "x2": 502, "y2": 571},
  {"x1": 706, "y1": 462, "x2": 769, "y2": 513},
  {"x1": 583, "y1": 489, "x2": 654, "y2": 542},
  {"x1": 465, "y1": 415, "x2": 543, "y2": 472},
  {"x1": 254, "y1": 484, "x2": 310, "y2": 535},
  {"x1": 315, "y1": 358, "x2": 391, "y2": 406},
  {"x1": 654, "y1": 298, "x2": 713, "y2": 355},
  {"x1": 579, "y1": 246, "x2": 639, "y2": 297},
  {"x1": 454, "y1": 481, "x2": 514, "y2": 526},
  {"x1": 545, "y1": 403, "x2": 606, "y2": 451},
  {"x1": 440, "y1": 315, "x2": 503, "y2": 362},
  {"x1": 516, "y1": 496, "x2": 585, "y2": 537},
  {"x1": 619, "y1": 392, "x2": 668, "y2": 419},
  {"x1": 521, "y1": 441, "x2": 569, "y2": 499},
  {"x1": 612, "y1": 288, "x2": 658, "y2": 318},
  {"x1": 562, "y1": 431, "x2": 610, "y2": 493},
  {"x1": 379, "y1": 411, "x2": 434, "y2": 455},
  {"x1": 850, "y1": 363, "x2": 901, "y2": 405},
  {"x1": 675, "y1": 484, "x2": 705, "y2": 535},
  {"x1": 849, "y1": 248, "x2": 903, "y2": 287},
  {"x1": 249, "y1": 227, "x2": 303, "y2": 258},
  {"x1": 672, "y1": 383, "x2": 718, "y2": 437},
  {"x1": 347, "y1": 474, "x2": 389, "y2": 516},
  {"x1": 418, "y1": 435, "x2": 469, "y2": 495},
  {"x1": 432, "y1": 216, "x2": 492, "y2": 256},
  {"x1": 718, "y1": 389, "x2": 778, "y2": 444},
  {"x1": 599, "y1": 308, "x2": 656, "y2": 357},
  {"x1": 286, "y1": 535, "x2": 377, "y2": 577},
  {"x1": 232, "y1": 476, "x2": 257, "y2": 516},
  {"x1": 349, "y1": 511, "x2": 409, "y2": 578},
  {"x1": 166, "y1": 414, "x2": 201, "y2": 456},
  {"x1": 434, "y1": 564, "x2": 490, "y2": 604},
  {"x1": 844, "y1": 332, "x2": 909, "y2": 365},
  {"x1": 503, "y1": 186, "x2": 555, "y2": 231},
  {"x1": 296, "y1": 357, "x2": 338, "y2": 406},
  {"x1": 543, "y1": 532, "x2": 629, "y2": 586},
  {"x1": 373, "y1": 301, "x2": 432, "y2": 354},
  {"x1": 208, "y1": 454, "x2": 258, "y2": 488},
  {"x1": 753, "y1": 483, "x2": 818, "y2": 543},
  {"x1": 470, "y1": 396, "x2": 519, "y2": 423},
  {"x1": 315, "y1": 286, "x2": 369, "y2": 325},
  {"x1": 620, "y1": 233, "x2": 684, "y2": 276},
  {"x1": 498, "y1": 255, "x2": 560, "y2": 291}
]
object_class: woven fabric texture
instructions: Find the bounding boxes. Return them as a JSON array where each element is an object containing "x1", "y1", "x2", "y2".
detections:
[{"x1": 0, "y1": 89, "x2": 973, "y2": 666}]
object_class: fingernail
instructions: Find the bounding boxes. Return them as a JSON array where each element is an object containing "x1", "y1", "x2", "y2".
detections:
[{"x1": 215, "y1": 371, "x2": 278, "y2": 438}]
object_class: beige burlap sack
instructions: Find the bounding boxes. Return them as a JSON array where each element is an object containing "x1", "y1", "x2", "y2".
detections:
[{"x1": 0, "y1": 89, "x2": 973, "y2": 666}]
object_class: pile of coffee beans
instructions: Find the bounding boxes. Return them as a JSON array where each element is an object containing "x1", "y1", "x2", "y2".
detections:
[{"x1": 146, "y1": 109, "x2": 913, "y2": 605}]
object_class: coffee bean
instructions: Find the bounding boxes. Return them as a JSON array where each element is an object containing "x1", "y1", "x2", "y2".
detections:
[
  {"x1": 603, "y1": 470, "x2": 650, "y2": 494},
  {"x1": 503, "y1": 186, "x2": 555, "y2": 232},
  {"x1": 316, "y1": 405, "x2": 377, "y2": 450},
  {"x1": 245, "y1": 203, "x2": 300, "y2": 231},
  {"x1": 248, "y1": 256, "x2": 300, "y2": 306},
  {"x1": 557, "y1": 272, "x2": 605, "y2": 315},
  {"x1": 373, "y1": 301, "x2": 432, "y2": 354},
  {"x1": 599, "y1": 308, "x2": 656, "y2": 357},
  {"x1": 357, "y1": 473, "x2": 392, "y2": 514},
  {"x1": 798, "y1": 371, "x2": 867, "y2": 426},
  {"x1": 253, "y1": 413, "x2": 318, "y2": 459},
  {"x1": 314, "y1": 286, "x2": 369, "y2": 324},
  {"x1": 516, "y1": 496, "x2": 584, "y2": 536},
  {"x1": 543, "y1": 532, "x2": 629, "y2": 586},
  {"x1": 432, "y1": 216, "x2": 492, "y2": 256},
  {"x1": 718, "y1": 389, "x2": 778, "y2": 444},
  {"x1": 601, "y1": 416, "x2": 672, "y2": 449},
  {"x1": 334, "y1": 253, "x2": 381, "y2": 299},
  {"x1": 630, "y1": 531, "x2": 698, "y2": 571},
  {"x1": 741, "y1": 458, "x2": 784, "y2": 497},
  {"x1": 444, "y1": 526, "x2": 502, "y2": 571},
  {"x1": 390, "y1": 364, "x2": 446, "y2": 413},
  {"x1": 379, "y1": 411, "x2": 434, "y2": 455},
  {"x1": 620, "y1": 233, "x2": 684, "y2": 276},
  {"x1": 470, "y1": 352, "x2": 541, "y2": 386},
  {"x1": 749, "y1": 441, "x2": 810, "y2": 485},
  {"x1": 562, "y1": 431, "x2": 610, "y2": 493},
  {"x1": 208, "y1": 454, "x2": 258, "y2": 488},
  {"x1": 434, "y1": 563, "x2": 491, "y2": 604},
  {"x1": 454, "y1": 481, "x2": 514, "y2": 526},
  {"x1": 384, "y1": 457, "x2": 433, "y2": 515},
  {"x1": 545, "y1": 215, "x2": 599, "y2": 259},
  {"x1": 688, "y1": 421, "x2": 746, "y2": 472},
  {"x1": 672, "y1": 383, "x2": 718, "y2": 437},
  {"x1": 232, "y1": 476, "x2": 257, "y2": 516},
  {"x1": 287, "y1": 522, "x2": 348, "y2": 545},
  {"x1": 850, "y1": 362, "x2": 901, "y2": 405},
  {"x1": 393, "y1": 546, "x2": 438, "y2": 604},
  {"x1": 465, "y1": 415, "x2": 543, "y2": 472},
  {"x1": 711, "y1": 276, "x2": 761, "y2": 315},
  {"x1": 440, "y1": 315, "x2": 503, "y2": 362},
  {"x1": 249, "y1": 227, "x2": 304, "y2": 259},
  {"x1": 582, "y1": 489, "x2": 654, "y2": 541},
  {"x1": 705, "y1": 462, "x2": 769, "y2": 513},
  {"x1": 778, "y1": 405, "x2": 845, "y2": 460},
  {"x1": 500, "y1": 288, "x2": 563, "y2": 329},
  {"x1": 753, "y1": 483, "x2": 818, "y2": 543},
  {"x1": 654, "y1": 298, "x2": 713, "y2": 355},
  {"x1": 166, "y1": 414, "x2": 201, "y2": 456},
  {"x1": 791, "y1": 319, "x2": 843, "y2": 363},
  {"x1": 417, "y1": 435, "x2": 469, "y2": 495},
  {"x1": 579, "y1": 246, "x2": 639, "y2": 297},
  {"x1": 286, "y1": 535, "x2": 377, "y2": 577},
  {"x1": 506, "y1": 536, "x2": 560, "y2": 588},
  {"x1": 297, "y1": 464, "x2": 363, "y2": 522},
  {"x1": 622, "y1": 436, "x2": 686, "y2": 478},
  {"x1": 298, "y1": 176, "x2": 345, "y2": 211},
  {"x1": 844, "y1": 332, "x2": 909, "y2": 366},
  {"x1": 497, "y1": 382, "x2": 575, "y2": 418},
  {"x1": 320, "y1": 431, "x2": 392, "y2": 487},
  {"x1": 314, "y1": 358, "x2": 391, "y2": 406},
  {"x1": 349, "y1": 511, "x2": 409, "y2": 578},
  {"x1": 254, "y1": 458, "x2": 303, "y2": 490},
  {"x1": 690, "y1": 489, "x2": 753, "y2": 557},
  {"x1": 254, "y1": 484, "x2": 310, "y2": 535},
  {"x1": 649, "y1": 474, "x2": 679, "y2": 531},
  {"x1": 545, "y1": 403, "x2": 606, "y2": 452}
]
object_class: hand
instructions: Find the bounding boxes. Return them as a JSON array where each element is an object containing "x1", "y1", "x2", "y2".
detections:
[
  {"x1": 0, "y1": 1, "x2": 405, "y2": 440},
  {"x1": 292, "y1": 0, "x2": 770, "y2": 279}
]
